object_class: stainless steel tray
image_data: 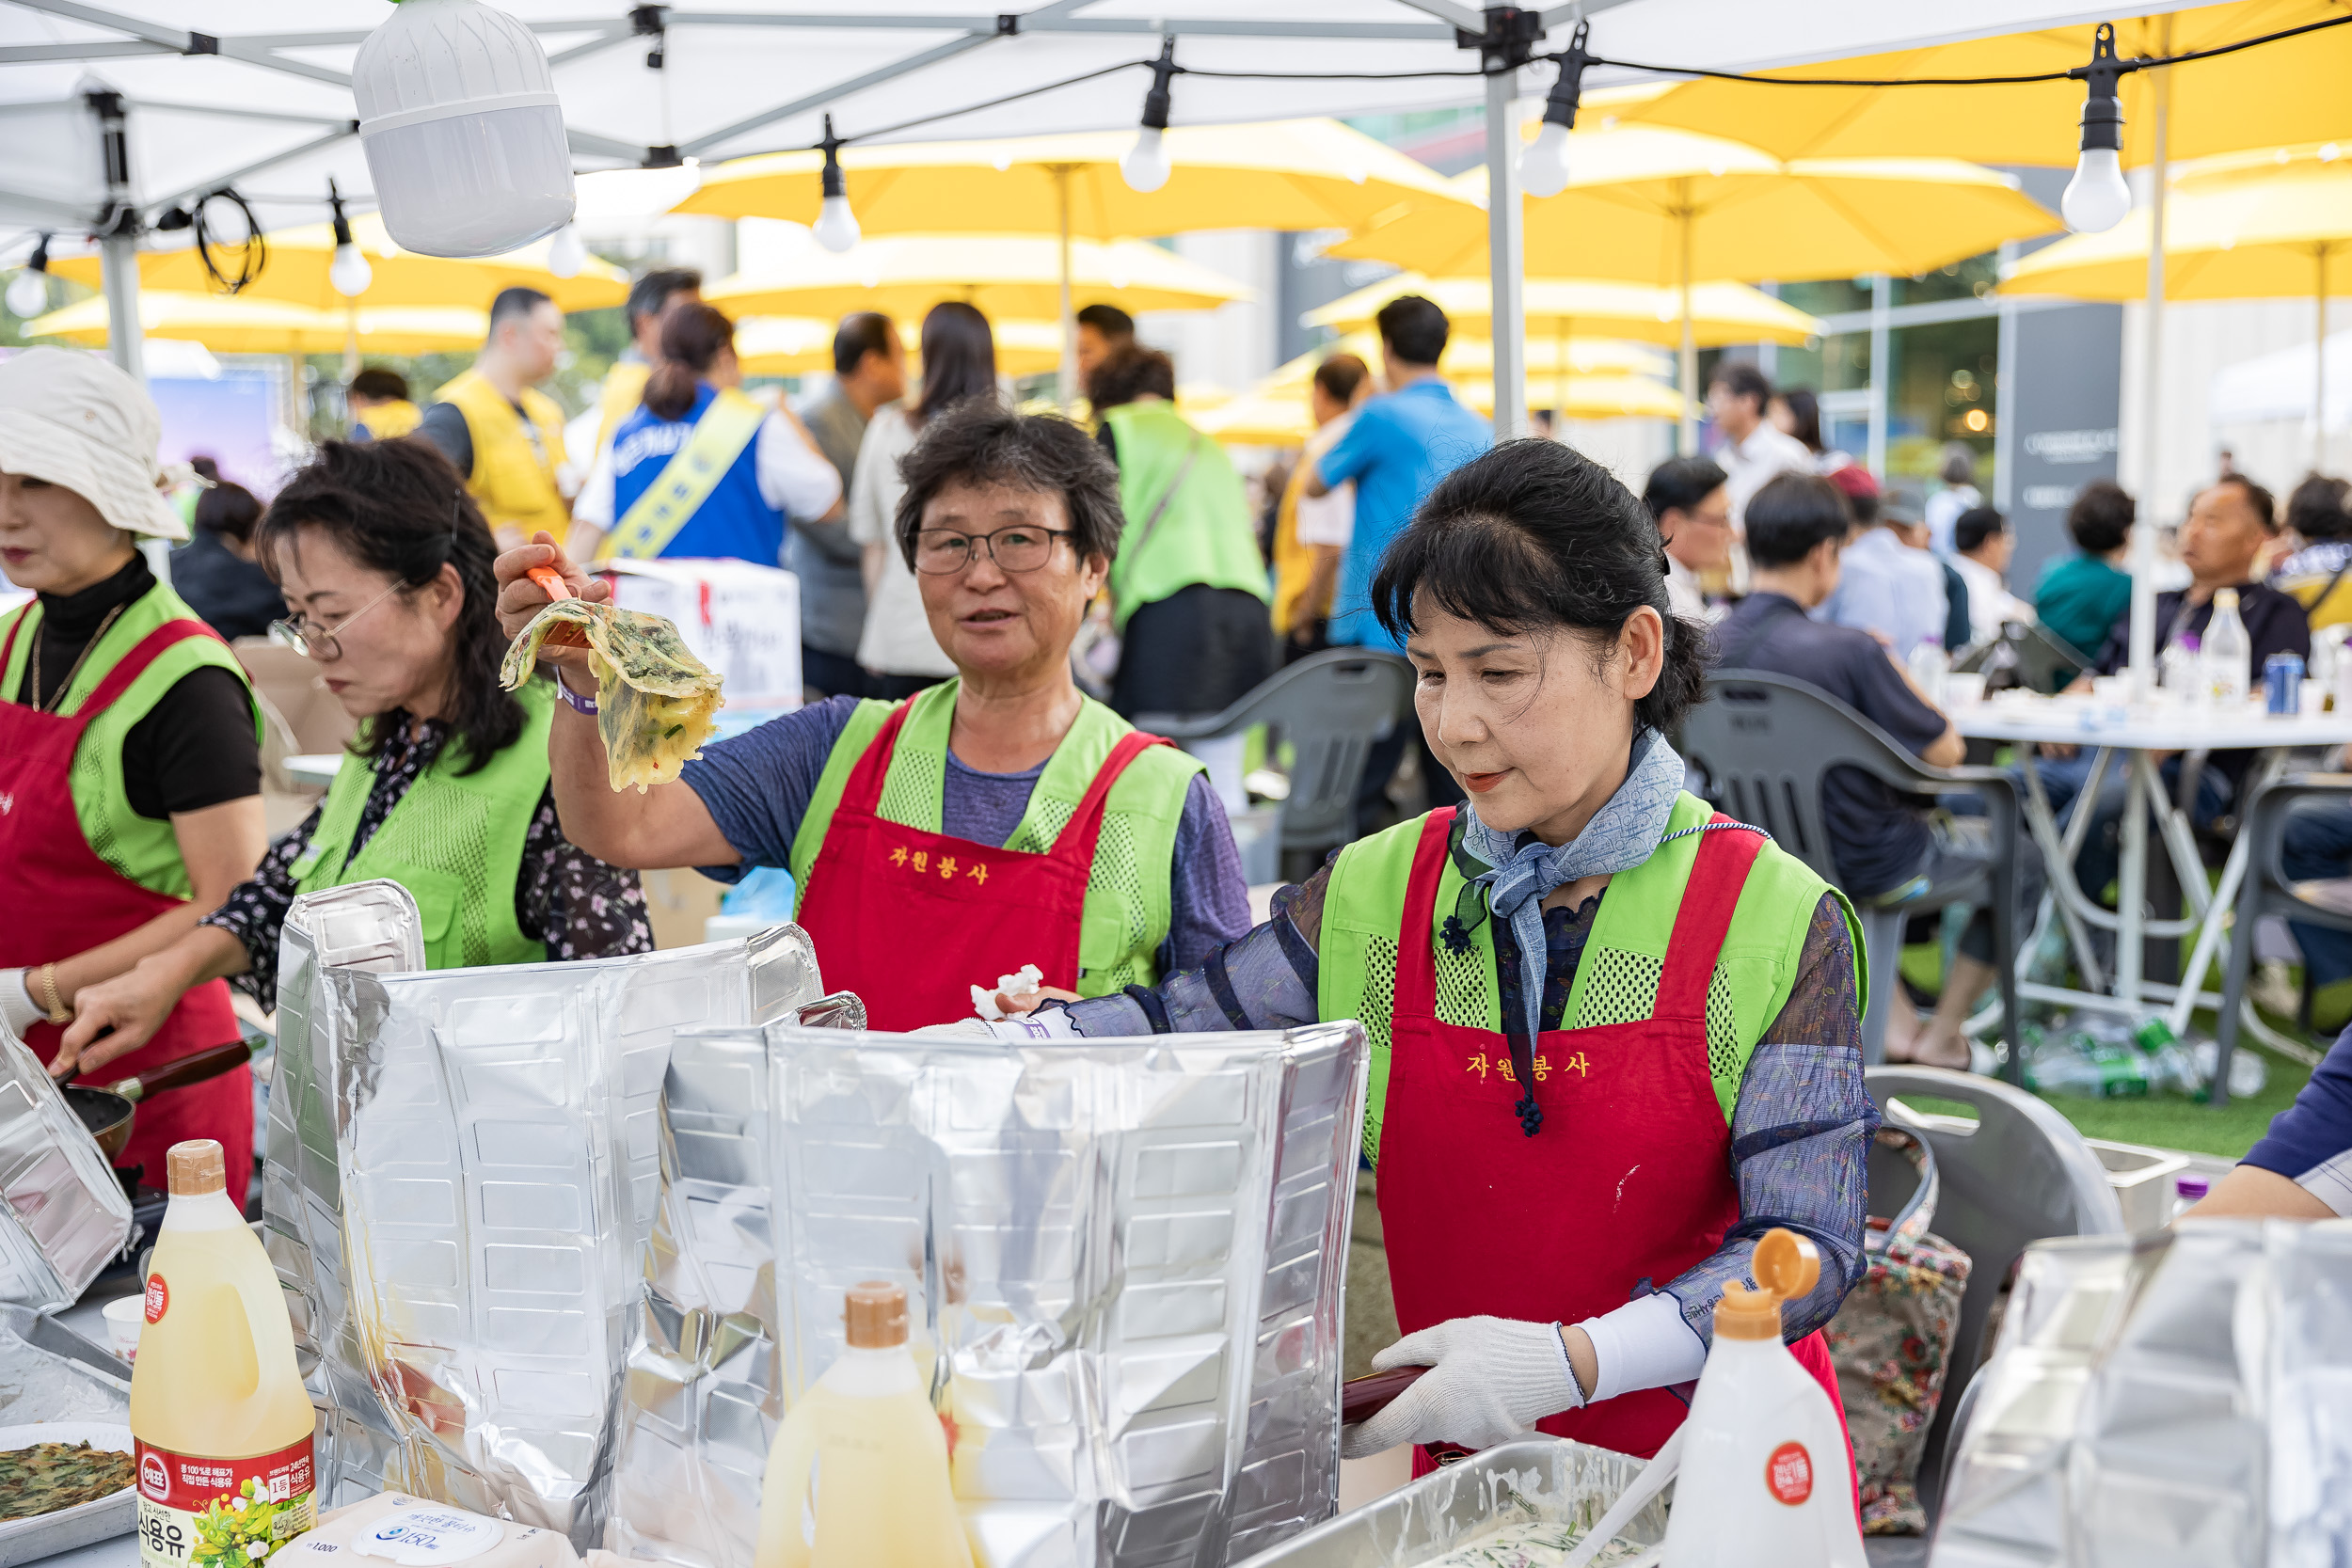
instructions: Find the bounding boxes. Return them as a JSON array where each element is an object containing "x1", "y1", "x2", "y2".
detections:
[
  {"x1": 1231, "y1": 1438, "x2": 1665, "y2": 1567},
  {"x1": 0, "y1": 1420, "x2": 135, "y2": 1567}
]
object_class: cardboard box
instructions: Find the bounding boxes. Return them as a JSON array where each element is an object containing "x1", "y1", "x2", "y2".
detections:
[{"x1": 596, "y1": 558, "x2": 803, "y2": 710}]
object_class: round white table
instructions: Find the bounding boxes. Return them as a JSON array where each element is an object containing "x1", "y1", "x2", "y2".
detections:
[{"x1": 1951, "y1": 691, "x2": 2352, "y2": 1098}]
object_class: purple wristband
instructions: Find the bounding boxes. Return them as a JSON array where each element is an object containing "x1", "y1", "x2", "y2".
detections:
[{"x1": 555, "y1": 671, "x2": 598, "y2": 715}]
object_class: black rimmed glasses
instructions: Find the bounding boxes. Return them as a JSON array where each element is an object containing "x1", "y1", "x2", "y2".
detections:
[
  {"x1": 268, "y1": 580, "x2": 403, "y2": 661},
  {"x1": 912, "y1": 525, "x2": 1074, "y2": 576}
]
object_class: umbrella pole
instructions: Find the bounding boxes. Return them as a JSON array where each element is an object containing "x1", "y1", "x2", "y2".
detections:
[
  {"x1": 1484, "y1": 69, "x2": 1528, "y2": 440},
  {"x1": 1677, "y1": 201, "x2": 1696, "y2": 456},
  {"x1": 343, "y1": 300, "x2": 361, "y2": 391},
  {"x1": 1056, "y1": 166, "x2": 1076, "y2": 414},
  {"x1": 1555, "y1": 317, "x2": 1569, "y2": 442},
  {"x1": 2317, "y1": 245, "x2": 2330, "y2": 474},
  {"x1": 2124, "y1": 63, "x2": 2169, "y2": 703}
]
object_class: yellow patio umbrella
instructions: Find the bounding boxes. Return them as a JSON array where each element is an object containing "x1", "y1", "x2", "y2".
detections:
[
  {"x1": 2000, "y1": 150, "x2": 2352, "y2": 467},
  {"x1": 680, "y1": 119, "x2": 1471, "y2": 404},
  {"x1": 27, "y1": 290, "x2": 488, "y2": 356},
  {"x1": 1302, "y1": 272, "x2": 1825, "y2": 347},
  {"x1": 706, "y1": 233, "x2": 1248, "y2": 329},
  {"x1": 1278, "y1": 328, "x2": 1665, "y2": 382},
  {"x1": 1192, "y1": 390, "x2": 1317, "y2": 448},
  {"x1": 48, "y1": 212, "x2": 629, "y2": 314},
  {"x1": 733, "y1": 315, "x2": 1070, "y2": 379},
  {"x1": 1329, "y1": 125, "x2": 2056, "y2": 446},
  {"x1": 1452, "y1": 375, "x2": 1689, "y2": 422}
]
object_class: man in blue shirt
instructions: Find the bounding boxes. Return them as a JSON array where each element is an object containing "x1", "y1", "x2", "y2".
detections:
[{"x1": 1301, "y1": 293, "x2": 1490, "y2": 654}]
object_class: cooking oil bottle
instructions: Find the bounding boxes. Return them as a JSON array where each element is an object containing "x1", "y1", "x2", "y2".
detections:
[
  {"x1": 130, "y1": 1140, "x2": 316, "y2": 1568},
  {"x1": 755, "y1": 1281, "x2": 974, "y2": 1568},
  {"x1": 1660, "y1": 1228, "x2": 1867, "y2": 1568}
]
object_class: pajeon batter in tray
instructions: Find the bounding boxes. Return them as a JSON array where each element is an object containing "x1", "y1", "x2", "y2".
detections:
[
  {"x1": 0, "y1": 1440, "x2": 137, "y2": 1520},
  {"x1": 501, "y1": 580, "x2": 723, "y2": 793}
]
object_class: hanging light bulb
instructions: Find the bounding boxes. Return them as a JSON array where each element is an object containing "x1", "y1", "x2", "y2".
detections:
[
  {"x1": 326, "y1": 178, "x2": 373, "y2": 297},
  {"x1": 546, "y1": 225, "x2": 586, "y2": 277},
  {"x1": 5, "y1": 233, "x2": 50, "y2": 320},
  {"x1": 813, "y1": 115, "x2": 860, "y2": 252},
  {"x1": 1518, "y1": 21, "x2": 1591, "y2": 200},
  {"x1": 2061, "y1": 23, "x2": 2133, "y2": 234},
  {"x1": 1120, "y1": 37, "x2": 1179, "y2": 195}
]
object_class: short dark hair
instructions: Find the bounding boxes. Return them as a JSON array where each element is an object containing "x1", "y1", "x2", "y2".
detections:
[
  {"x1": 626, "y1": 266, "x2": 701, "y2": 329},
  {"x1": 1708, "y1": 360, "x2": 1772, "y2": 410},
  {"x1": 348, "y1": 367, "x2": 408, "y2": 403},
  {"x1": 1643, "y1": 456, "x2": 1726, "y2": 521},
  {"x1": 2213, "y1": 472, "x2": 2279, "y2": 531},
  {"x1": 910, "y1": 301, "x2": 998, "y2": 429},
  {"x1": 893, "y1": 400, "x2": 1125, "y2": 572},
  {"x1": 1087, "y1": 344, "x2": 1176, "y2": 410},
  {"x1": 194, "y1": 479, "x2": 262, "y2": 544},
  {"x1": 488, "y1": 286, "x2": 553, "y2": 338},
  {"x1": 2288, "y1": 473, "x2": 2351, "y2": 541},
  {"x1": 257, "y1": 438, "x2": 521, "y2": 776},
  {"x1": 833, "y1": 310, "x2": 894, "y2": 377},
  {"x1": 1075, "y1": 303, "x2": 1136, "y2": 341},
  {"x1": 2065, "y1": 480, "x2": 2134, "y2": 553},
  {"x1": 1370, "y1": 438, "x2": 1707, "y2": 736},
  {"x1": 1375, "y1": 293, "x2": 1449, "y2": 366},
  {"x1": 1772, "y1": 387, "x2": 1822, "y2": 451},
  {"x1": 1744, "y1": 471, "x2": 1851, "y2": 569},
  {"x1": 1954, "y1": 505, "x2": 2008, "y2": 555},
  {"x1": 1312, "y1": 352, "x2": 1370, "y2": 404}
]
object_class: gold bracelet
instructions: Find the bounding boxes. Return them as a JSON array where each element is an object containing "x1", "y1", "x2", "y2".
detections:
[{"x1": 35, "y1": 962, "x2": 70, "y2": 1026}]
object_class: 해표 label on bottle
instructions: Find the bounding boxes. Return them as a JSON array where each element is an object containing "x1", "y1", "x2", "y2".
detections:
[{"x1": 136, "y1": 1434, "x2": 315, "y2": 1568}]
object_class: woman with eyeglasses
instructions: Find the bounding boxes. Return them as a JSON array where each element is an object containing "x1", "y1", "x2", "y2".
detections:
[
  {"x1": 494, "y1": 399, "x2": 1251, "y2": 1033},
  {"x1": 58, "y1": 437, "x2": 654, "y2": 1081},
  {"x1": 0, "y1": 348, "x2": 266, "y2": 1180}
]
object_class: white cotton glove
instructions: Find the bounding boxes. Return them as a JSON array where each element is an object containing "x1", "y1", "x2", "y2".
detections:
[
  {"x1": 0, "y1": 969, "x2": 41, "y2": 1040},
  {"x1": 1340, "y1": 1316, "x2": 1585, "y2": 1459}
]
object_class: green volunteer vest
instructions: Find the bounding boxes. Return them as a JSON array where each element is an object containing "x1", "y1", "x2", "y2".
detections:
[
  {"x1": 1098, "y1": 401, "x2": 1272, "y2": 629},
  {"x1": 1319, "y1": 793, "x2": 1862, "y2": 1167},
  {"x1": 289, "y1": 680, "x2": 555, "y2": 972},
  {"x1": 0, "y1": 582, "x2": 259, "y2": 899},
  {"x1": 787, "y1": 680, "x2": 1203, "y2": 994}
]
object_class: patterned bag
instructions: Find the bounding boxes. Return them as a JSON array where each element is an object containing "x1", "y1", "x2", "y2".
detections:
[{"x1": 1822, "y1": 1126, "x2": 1973, "y2": 1535}]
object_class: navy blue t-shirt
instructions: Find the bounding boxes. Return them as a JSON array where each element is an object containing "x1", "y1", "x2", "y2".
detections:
[
  {"x1": 1712, "y1": 592, "x2": 1951, "y2": 898},
  {"x1": 2244, "y1": 1022, "x2": 2352, "y2": 1215},
  {"x1": 679, "y1": 695, "x2": 1251, "y2": 974}
]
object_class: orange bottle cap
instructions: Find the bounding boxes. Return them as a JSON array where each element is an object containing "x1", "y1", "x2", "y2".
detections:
[
  {"x1": 166, "y1": 1139, "x2": 226, "y2": 1197},
  {"x1": 844, "y1": 1280, "x2": 908, "y2": 1349},
  {"x1": 1711, "y1": 1227, "x2": 1821, "y2": 1340}
]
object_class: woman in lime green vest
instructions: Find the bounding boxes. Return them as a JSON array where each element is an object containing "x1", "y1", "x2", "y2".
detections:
[
  {"x1": 492, "y1": 398, "x2": 1252, "y2": 1031},
  {"x1": 949, "y1": 439, "x2": 1878, "y2": 1474},
  {"x1": 60, "y1": 438, "x2": 655, "y2": 1069}
]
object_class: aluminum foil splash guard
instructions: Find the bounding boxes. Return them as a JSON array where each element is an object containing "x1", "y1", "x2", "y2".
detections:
[
  {"x1": 612, "y1": 1020, "x2": 1368, "y2": 1568},
  {"x1": 0, "y1": 1023, "x2": 133, "y2": 1311},
  {"x1": 262, "y1": 880, "x2": 834, "y2": 1549}
]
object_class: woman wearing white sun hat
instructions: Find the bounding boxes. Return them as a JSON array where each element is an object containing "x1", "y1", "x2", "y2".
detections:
[{"x1": 0, "y1": 347, "x2": 266, "y2": 1182}]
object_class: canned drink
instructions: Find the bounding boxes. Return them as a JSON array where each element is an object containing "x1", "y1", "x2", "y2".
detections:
[{"x1": 2267, "y1": 653, "x2": 2305, "y2": 714}]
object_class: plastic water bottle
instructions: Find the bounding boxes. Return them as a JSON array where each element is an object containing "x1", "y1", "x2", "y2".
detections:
[
  {"x1": 2161, "y1": 633, "x2": 2202, "y2": 704},
  {"x1": 1908, "y1": 632, "x2": 1949, "y2": 705},
  {"x1": 2202, "y1": 588, "x2": 2251, "y2": 707}
]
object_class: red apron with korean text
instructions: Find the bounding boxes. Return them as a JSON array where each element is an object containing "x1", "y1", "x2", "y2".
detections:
[
  {"x1": 1376, "y1": 808, "x2": 1852, "y2": 1480},
  {"x1": 794, "y1": 700, "x2": 1170, "y2": 1032},
  {"x1": 0, "y1": 616, "x2": 249, "y2": 1182}
]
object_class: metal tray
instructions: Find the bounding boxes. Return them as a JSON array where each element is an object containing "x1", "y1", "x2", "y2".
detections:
[
  {"x1": 0, "y1": 1420, "x2": 135, "y2": 1567},
  {"x1": 1231, "y1": 1438, "x2": 1666, "y2": 1567}
]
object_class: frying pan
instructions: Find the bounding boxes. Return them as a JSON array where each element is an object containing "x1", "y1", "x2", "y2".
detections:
[{"x1": 59, "y1": 1040, "x2": 254, "y2": 1166}]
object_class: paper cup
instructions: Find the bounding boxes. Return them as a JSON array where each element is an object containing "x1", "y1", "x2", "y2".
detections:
[
  {"x1": 102, "y1": 1293, "x2": 144, "y2": 1362},
  {"x1": 1944, "y1": 672, "x2": 1987, "y2": 707}
]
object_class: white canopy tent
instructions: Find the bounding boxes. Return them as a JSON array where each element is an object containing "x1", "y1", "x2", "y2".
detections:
[{"x1": 1, "y1": 0, "x2": 2222, "y2": 420}]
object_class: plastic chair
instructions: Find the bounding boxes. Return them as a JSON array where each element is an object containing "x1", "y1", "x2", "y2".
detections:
[
  {"x1": 2216, "y1": 772, "x2": 2352, "y2": 1099},
  {"x1": 1680, "y1": 670, "x2": 2026, "y2": 1075},
  {"x1": 1135, "y1": 648, "x2": 1414, "y2": 868},
  {"x1": 1863, "y1": 1065, "x2": 2126, "y2": 1524}
]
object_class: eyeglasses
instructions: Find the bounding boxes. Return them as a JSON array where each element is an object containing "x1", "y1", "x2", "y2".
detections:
[
  {"x1": 912, "y1": 525, "x2": 1073, "y2": 577},
  {"x1": 268, "y1": 580, "x2": 403, "y2": 661}
]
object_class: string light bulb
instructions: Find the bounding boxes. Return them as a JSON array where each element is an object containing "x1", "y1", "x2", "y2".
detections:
[
  {"x1": 547, "y1": 225, "x2": 586, "y2": 278},
  {"x1": 326, "y1": 179, "x2": 373, "y2": 297},
  {"x1": 813, "y1": 114, "x2": 860, "y2": 252},
  {"x1": 1120, "y1": 37, "x2": 1179, "y2": 195},
  {"x1": 5, "y1": 233, "x2": 50, "y2": 320},
  {"x1": 1519, "y1": 21, "x2": 1592, "y2": 200},
  {"x1": 2061, "y1": 23, "x2": 2132, "y2": 234}
]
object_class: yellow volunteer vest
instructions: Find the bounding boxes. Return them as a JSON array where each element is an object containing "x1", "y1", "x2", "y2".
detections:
[
  {"x1": 435, "y1": 369, "x2": 568, "y2": 541},
  {"x1": 357, "y1": 399, "x2": 422, "y2": 440}
]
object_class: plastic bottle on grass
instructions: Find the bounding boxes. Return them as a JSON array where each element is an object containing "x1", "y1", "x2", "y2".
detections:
[{"x1": 131, "y1": 1140, "x2": 316, "y2": 1568}]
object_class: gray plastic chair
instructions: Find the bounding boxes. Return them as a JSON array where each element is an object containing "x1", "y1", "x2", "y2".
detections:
[
  {"x1": 1864, "y1": 1065, "x2": 2126, "y2": 1524},
  {"x1": 1680, "y1": 670, "x2": 2026, "y2": 1076},
  {"x1": 2216, "y1": 771, "x2": 2352, "y2": 1104},
  {"x1": 1136, "y1": 648, "x2": 1414, "y2": 869}
]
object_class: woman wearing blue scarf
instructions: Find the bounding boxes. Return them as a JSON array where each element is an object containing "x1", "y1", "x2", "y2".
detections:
[{"x1": 962, "y1": 438, "x2": 1875, "y2": 1476}]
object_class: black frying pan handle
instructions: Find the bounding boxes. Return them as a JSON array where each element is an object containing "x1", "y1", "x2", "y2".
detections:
[{"x1": 108, "y1": 1039, "x2": 252, "y2": 1104}]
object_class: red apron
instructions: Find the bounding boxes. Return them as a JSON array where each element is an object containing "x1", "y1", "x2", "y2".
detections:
[
  {"x1": 0, "y1": 615, "x2": 250, "y2": 1185},
  {"x1": 794, "y1": 700, "x2": 1170, "y2": 1032},
  {"x1": 1376, "y1": 808, "x2": 1852, "y2": 1479}
]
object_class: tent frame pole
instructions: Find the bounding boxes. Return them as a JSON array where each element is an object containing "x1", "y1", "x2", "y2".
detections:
[
  {"x1": 1483, "y1": 63, "x2": 1528, "y2": 441},
  {"x1": 2318, "y1": 245, "x2": 2331, "y2": 474},
  {"x1": 1056, "y1": 164, "x2": 1076, "y2": 413}
]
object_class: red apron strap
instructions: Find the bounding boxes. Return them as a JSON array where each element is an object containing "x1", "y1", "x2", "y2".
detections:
[
  {"x1": 838, "y1": 698, "x2": 915, "y2": 816},
  {"x1": 71, "y1": 619, "x2": 225, "y2": 720},
  {"x1": 1044, "y1": 729, "x2": 1174, "y2": 866},
  {"x1": 1390, "y1": 807, "x2": 1457, "y2": 1020},
  {"x1": 1652, "y1": 816, "x2": 1769, "y2": 1020}
]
